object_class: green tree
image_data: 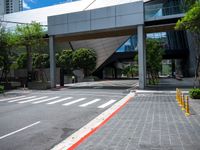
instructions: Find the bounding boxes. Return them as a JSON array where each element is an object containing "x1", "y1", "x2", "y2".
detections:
[
  {"x1": 73, "y1": 48, "x2": 96, "y2": 76},
  {"x1": 122, "y1": 65, "x2": 138, "y2": 78},
  {"x1": 15, "y1": 22, "x2": 45, "y2": 81},
  {"x1": 57, "y1": 49, "x2": 73, "y2": 86},
  {"x1": 32, "y1": 53, "x2": 49, "y2": 82},
  {"x1": 146, "y1": 39, "x2": 164, "y2": 85},
  {"x1": 58, "y1": 49, "x2": 73, "y2": 73},
  {"x1": 0, "y1": 23, "x2": 15, "y2": 83},
  {"x1": 175, "y1": 1, "x2": 200, "y2": 86},
  {"x1": 16, "y1": 53, "x2": 27, "y2": 69},
  {"x1": 33, "y1": 53, "x2": 49, "y2": 69}
]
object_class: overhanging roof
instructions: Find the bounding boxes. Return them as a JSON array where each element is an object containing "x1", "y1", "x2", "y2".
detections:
[{"x1": 1, "y1": 0, "x2": 143, "y2": 30}]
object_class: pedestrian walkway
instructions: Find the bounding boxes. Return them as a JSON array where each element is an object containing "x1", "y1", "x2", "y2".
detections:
[
  {"x1": 0, "y1": 95, "x2": 118, "y2": 109},
  {"x1": 76, "y1": 93, "x2": 200, "y2": 150},
  {"x1": 64, "y1": 80, "x2": 138, "y2": 89}
]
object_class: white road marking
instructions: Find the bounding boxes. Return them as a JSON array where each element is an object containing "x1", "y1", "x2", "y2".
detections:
[
  {"x1": 0, "y1": 96, "x2": 26, "y2": 102},
  {"x1": 0, "y1": 121, "x2": 40, "y2": 140},
  {"x1": 32, "y1": 97, "x2": 59, "y2": 104},
  {"x1": 98, "y1": 100, "x2": 116, "y2": 108},
  {"x1": 79, "y1": 99, "x2": 101, "y2": 107},
  {"x1": 47, "y1": 97, "x2": 73, "y2": 105},
  {"x1": 51, "y1": 93, "x2": 135, "y2": 150},
  {"x1": 18, "y1": 96, "x2": 48, "y2": 104},
  {"x1": 8, "y1": 96, "x2": 37, "y2": 103},
  {"x1": 62, "y1": 98, "x2": 86, "y2": 106}
]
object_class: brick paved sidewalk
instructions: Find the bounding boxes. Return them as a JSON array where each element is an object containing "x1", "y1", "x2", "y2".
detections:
[{"x1": 76, "y1": 93, "x2": 200, "y2": 150}]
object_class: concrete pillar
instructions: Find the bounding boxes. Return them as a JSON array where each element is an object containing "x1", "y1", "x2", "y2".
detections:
[
  {"x1": 49, "y1": 36, "x2": 56, "y2": 88},
  {"x1": 137, "y1": 25, "x2": 146, "y2": 89}
]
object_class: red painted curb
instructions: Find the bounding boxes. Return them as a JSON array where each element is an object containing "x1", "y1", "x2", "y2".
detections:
[{"x1": 67, "y1": 96, "x2": 133, "y2": 150}]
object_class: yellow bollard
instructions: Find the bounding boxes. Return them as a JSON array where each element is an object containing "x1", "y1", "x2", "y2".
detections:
[
  {"x1": 185, "y1": 96, "x2": 190, "y2": 116},
  {"x1": 177, "y1": 89, "x2": 180, "y2": 104},
  {"x1": 182, "y1": 94, "x2": 185, "y2": 111},
  {"x1": 178, "y1": 90, "x2": 181, "y2": 104},
  {"x1": 179, "y1": 92, "x2": 183, "y2": 107},
  {"x1": 176, "y1": 88, "x2": 179, "y2": 103}
]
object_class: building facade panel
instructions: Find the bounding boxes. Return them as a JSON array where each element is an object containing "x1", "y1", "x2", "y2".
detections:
[
  {"x1": 0, "y1": 0, "x2": 22, "y2": 15},
  {"x1": 68, "y1": 20, "x2": 91, "y2": 34},
  {"x1": 116, "y1": 13, "x2": 143, "y2": 27},
  {"x1": 48, "y1": 1, "x2": 144, "y2": 36},
  {"x1": 115, "y1": 1, "x2": 143, "y2": 16},
  {"x1": 91, "y1": 17, "x2": 115, "y2": 30},
  {"x1": 90, "y1": 7, "x2": 115, "y2": 19},
  {"x1": 68, "y1": 11, "x2": 90, "y2": 23}
]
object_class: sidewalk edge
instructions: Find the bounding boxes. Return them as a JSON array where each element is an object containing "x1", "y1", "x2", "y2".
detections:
[{"x1": 51, "y1": 92, "x2": 135, "y2": 150}]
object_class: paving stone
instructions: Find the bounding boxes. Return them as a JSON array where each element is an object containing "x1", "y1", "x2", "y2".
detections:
[{"x1": 76, "y1": 94, "x2": 200, "y2": 150}]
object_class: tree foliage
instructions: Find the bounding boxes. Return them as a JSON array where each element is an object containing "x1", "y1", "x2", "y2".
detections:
[
  {"x1": 176, "y1": 1, "x2": 200, "y2": 34},
  {"x1": 15, "y1": 22, "x2": 45, "y2": 81},
  {"x1": 58, "y1": 49, "x2": 73, "y2": 72},
  {"x1": 16, "y1": 53, "x2": 27, "y2": 69},
  {"x1": 33, "y1": 53, "x2": 49, "y2": 69},
  {"x1": 122, "y1": 65, "x2": 138, "y2": 78},
  {"x1": 176, "y1": 0, "x2": 200, "y2": 87},
  {"x1": 0, "y1": 24, "x2": 14, "y2": 83},
  {"x1": 15, "y1": 22, "x2": 45, "y2": 47},
  {"x1": 146, "y1": 39, "x2": 164, "y2": 85},
  {"x1": 73, "y1": 48, "x2": 96, "y2": 76}
]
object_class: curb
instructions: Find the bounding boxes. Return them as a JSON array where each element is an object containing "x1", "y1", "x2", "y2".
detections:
[
  {"x1": 133, "y1": 90, "x2": 189, "y2": 94},
  {"x1": 51, "y1": 92, "x2": 135, "y2": 150}
]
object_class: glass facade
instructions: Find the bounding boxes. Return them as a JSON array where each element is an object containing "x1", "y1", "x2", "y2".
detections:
[
  {"x1": 147, "y1": 31, "x2": 188, "y2": 51},
  {"x1": 117, "y1": 35, "x2": 137, "y2": 52},
  {"x1": 145, "y1": 0, "x2": 185, "y2": 20},
  {"x1": 116, "y1": 30, "x2": 188, "y2": 53}
]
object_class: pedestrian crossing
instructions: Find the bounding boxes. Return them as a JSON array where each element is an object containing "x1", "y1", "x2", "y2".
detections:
[
  {"x1": 79, "y1": 99, "x2": 101, "y2": 107},
  {"x1": 0, "y1": 95, "x2": 118, "y2": 109}
]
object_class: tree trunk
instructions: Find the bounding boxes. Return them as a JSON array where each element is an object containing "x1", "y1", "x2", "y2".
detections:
[
  {"x1": 26, "y1": 45, "x2": 33, "y2": 82},
  {"x1": 60, "y1": 68, "x2": 64, "y2": 86}
]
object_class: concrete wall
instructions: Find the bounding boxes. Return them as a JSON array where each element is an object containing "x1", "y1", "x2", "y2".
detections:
[
  {"x1": 0, "y1": 68, "x2": 60, "y2": 84},
  {"x1": 48, "y1": 1, "x2": 144, "y2": 36}
]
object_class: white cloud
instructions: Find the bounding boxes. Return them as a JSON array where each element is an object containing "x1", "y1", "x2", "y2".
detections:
[{"x1": 23, "y1": 0, "x2": 31, "y2": 9}]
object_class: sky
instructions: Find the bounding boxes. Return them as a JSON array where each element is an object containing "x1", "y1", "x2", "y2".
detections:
[{"x1": 23, "y1": 0, "x2": 78, "y2": 10}]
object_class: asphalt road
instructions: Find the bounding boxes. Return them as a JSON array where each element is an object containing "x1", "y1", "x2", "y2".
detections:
[{"x1": 0, "y1": 88, "x2": 129, "y2": 150}]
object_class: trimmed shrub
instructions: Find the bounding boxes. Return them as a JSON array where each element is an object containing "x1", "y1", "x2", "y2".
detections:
[
  {"x1": 73, "y1": 48, "x2": 96, "y2": 76},
  {"x1": 189, "y1": 88, "x2": 200, "y2": 99},
  {"x1": 0, "y1": 85, "x2": 4, "y2": 93}
]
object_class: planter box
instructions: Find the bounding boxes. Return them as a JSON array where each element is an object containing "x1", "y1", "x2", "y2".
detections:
[
  {"x1": 0, "y1": 83, "x2": 12, "y2": 90},
  {"x1": 28, "y1": 81, "x2": 51, "y2": 90}
]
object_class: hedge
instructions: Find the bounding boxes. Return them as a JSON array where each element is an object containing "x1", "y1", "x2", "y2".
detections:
[{"x1": 189, "y1": 88, "x2": 200, "y2": 99}]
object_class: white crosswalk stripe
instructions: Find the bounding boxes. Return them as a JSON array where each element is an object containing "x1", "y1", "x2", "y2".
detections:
[
  {"x1": 97, "y1": 100, "x2": 116, "y2": 108},
  {"x1": 32, "y1": 97, "x2": 60, "y2": 104},
  {"x1": 18, "y1": 96, "x2": 48, "y2": 104},
  {"x1": 79, "y1": 99, "x2": 101, "y2": 107},
  {"x1": 47, "y1": 97, "x2": 73, "y2": 105},
  {"x1": 8, "y1": 96, "x2": 37, "y2": 103},
  {"x1": 63, "y1": 98, "x2": 86, "y2": 106},
  {"x1": 1, "y1": 95, "x2": 117, "y2": 109},
  {"x1": 0, "y1": 96, "x2": 26, "y2": 102}
]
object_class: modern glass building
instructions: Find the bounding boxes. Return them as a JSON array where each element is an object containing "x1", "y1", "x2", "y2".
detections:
[{"x1": 0, "y1": 0, "x2": 197, "y2": 89}]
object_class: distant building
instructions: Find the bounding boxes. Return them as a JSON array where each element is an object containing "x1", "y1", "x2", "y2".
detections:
[{"x1": 0, "y1": 0, "x2": 23, "y2": 15}]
